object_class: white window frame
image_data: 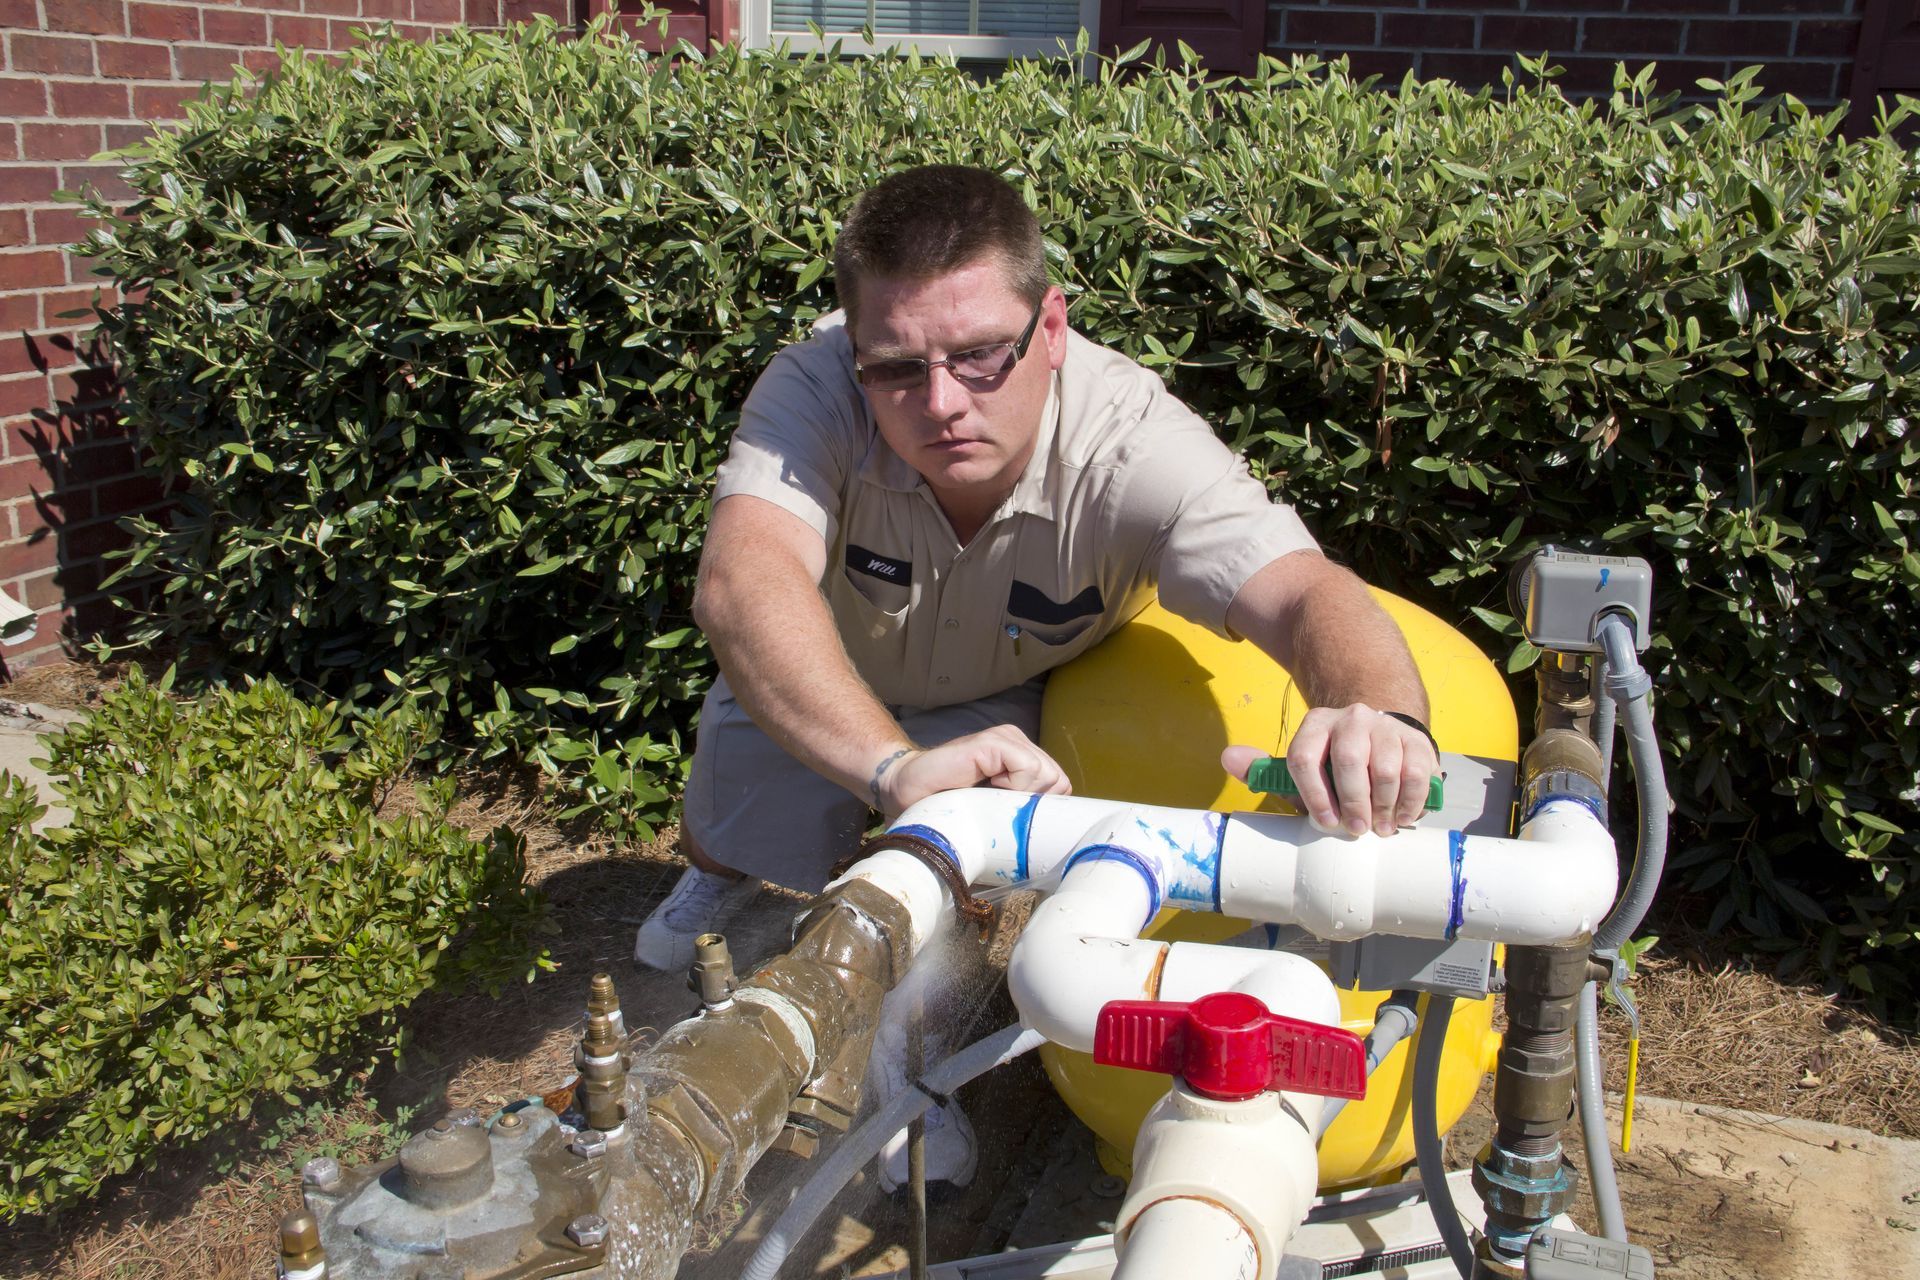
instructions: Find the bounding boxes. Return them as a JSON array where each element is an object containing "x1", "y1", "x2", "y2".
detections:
[{"x1": 742, "y1": 0, "x2": 1101, "y2": 61}]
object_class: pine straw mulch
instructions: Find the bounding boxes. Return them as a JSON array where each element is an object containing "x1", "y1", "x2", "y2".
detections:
[{"x1": 3, "y1": 662, "x2": 1918, "y2": 1276}]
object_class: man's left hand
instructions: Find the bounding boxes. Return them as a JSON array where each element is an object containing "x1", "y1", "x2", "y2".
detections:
[{"x1": 1223, "y1": 705, "x2": 1439, "y2": 837}]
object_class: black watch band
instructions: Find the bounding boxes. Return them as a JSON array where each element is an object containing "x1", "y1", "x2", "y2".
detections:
[{"x1": 1381, "y1": 710, "x2": 1439, "y2": 756}]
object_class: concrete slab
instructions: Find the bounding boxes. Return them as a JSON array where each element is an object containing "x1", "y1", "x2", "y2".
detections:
[{"x1": 0, "y1": 701, "x2": 81, "y2": 833}]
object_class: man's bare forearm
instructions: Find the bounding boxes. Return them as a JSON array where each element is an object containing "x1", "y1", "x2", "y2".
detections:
[
  {"x1": 1228, "y1": 551, "x2": 1428, "y2": 719},
  {"x1": 694, "y1": 499, "x2": 912, "y2": 804}
]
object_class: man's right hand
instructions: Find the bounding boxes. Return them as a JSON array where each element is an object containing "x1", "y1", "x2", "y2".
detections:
[{"x1": 871, "y1": 725, "x2": 1072, "y2": 818}]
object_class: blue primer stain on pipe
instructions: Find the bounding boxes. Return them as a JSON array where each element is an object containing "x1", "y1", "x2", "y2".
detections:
[
  {"x1": 1136, "y1": 815, "x2": 1220, "y2": 908},
  {"x1": 1061, "y1": 843, "x2": 1164, "y2": 928},
  {"x1": 1446, "y1": 830, "x2": 1468, "y2": 941},
  {"x1": 1599, "y1": 567, "x2": 1611, "y2": 588},
  {"x1": 1011, "y1": 793, "x2": 1040, "y2": 884},
  {"x1": 1208, "y1": 813, "x2": 1227, "y2": 913}
]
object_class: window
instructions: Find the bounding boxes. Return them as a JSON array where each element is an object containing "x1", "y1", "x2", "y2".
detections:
[{"x1": 745, "y1": 0, "x2": 1099, "y2": 60}]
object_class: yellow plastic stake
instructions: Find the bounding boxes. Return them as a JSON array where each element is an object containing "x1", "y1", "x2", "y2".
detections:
[{"x1": 1621, "y1": 1036, "x2": 1641, "y2": 1153}]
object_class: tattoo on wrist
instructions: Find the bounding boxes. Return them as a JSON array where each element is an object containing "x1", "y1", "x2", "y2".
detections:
[{"x1": 868, "y1": 747, "x2": 913, "y2": 807}]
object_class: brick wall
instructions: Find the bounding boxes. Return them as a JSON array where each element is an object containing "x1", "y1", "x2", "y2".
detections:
[
  {"x1": 0, "y1": 0, "x2": 571, "y2": 675},
  {"x1": 1264, "y1": 0, "x2": 1864, "y2": 106}
]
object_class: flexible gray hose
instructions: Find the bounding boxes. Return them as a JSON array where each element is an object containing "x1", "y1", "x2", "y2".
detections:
[
  {"x1": 1594, "y1": 615, "x2": 1667, "y2": 953},
  {"x1": 1576, "y1": 981, "x2": 1629, "y2": 1241},
  {"x1": 740, "y1": 1023, "x2": 1046, "y2": 1280},
  {"x1": 1316, "y1": 990, "x2": 1420, "y2": 1137},
  {"x1": 1411, "y1": 996, "x2": 1475, "y2": 1280},
  {"x1": 1592, "y1": 656, "x2": 1618, "y2": 777}
]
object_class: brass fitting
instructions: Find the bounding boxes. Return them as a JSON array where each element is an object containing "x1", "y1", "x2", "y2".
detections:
[
  {"x1": 277, "y1": 1208, "x2": 327, "y2": 1278},
  {"x1": 691, "y1": 932, "x2": 738, "y2": 1008},
  {"x1": 586, "y1": 970, "x2": 626, "y2": 1041},
  {"x1": 1535, "y1": 650, "x2": 1596, "y2": 739},
  {"x1": 575, "y1": 1009, "x2": 630, "y2": 1137}
]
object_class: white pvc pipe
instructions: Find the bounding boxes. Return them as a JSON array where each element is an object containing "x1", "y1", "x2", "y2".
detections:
[
  {"x1": 1117, "y1": 1196, "x2": 1259, "y2": 1280},
  {"x1": 872, "y1": 789, "x2": 1619, "y2": 949}
]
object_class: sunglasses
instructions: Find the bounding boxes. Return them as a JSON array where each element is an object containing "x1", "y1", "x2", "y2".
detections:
[{"x1": 855, "y1": 297, "x2": 1045, "y2": 392}]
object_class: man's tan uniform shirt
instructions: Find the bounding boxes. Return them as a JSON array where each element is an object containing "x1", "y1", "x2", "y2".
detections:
[{"x1": 714, "y1": 314, "x2": 1319, "y2": 710}]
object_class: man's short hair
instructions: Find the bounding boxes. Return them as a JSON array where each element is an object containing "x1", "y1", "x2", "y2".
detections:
[{"x1": 833, "y1": 165, "x2": 1048, "y2": 330}]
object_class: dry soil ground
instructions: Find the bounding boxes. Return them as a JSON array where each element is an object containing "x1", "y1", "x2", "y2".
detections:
[{"x1": 2, "y1": 661, "x2": 1917, "y2": 1280}]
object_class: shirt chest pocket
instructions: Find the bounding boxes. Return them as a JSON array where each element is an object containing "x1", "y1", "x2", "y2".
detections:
[
  {"x1": 1006, "y1": 580, "x2": 1105, "y2": 648},
  {"x1": 840, "y1": 543, "x2": 913, "y2": 626}
]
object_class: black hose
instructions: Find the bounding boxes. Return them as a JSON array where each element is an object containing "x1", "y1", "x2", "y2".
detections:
[{"x1": 1412, "y1": 995, "x2": 1475, "y2": 1280}]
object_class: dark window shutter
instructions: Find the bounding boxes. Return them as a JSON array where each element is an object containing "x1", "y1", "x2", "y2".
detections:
[{"x1": 1850, "y1": 0, "x2": 1920, "y2": 137}]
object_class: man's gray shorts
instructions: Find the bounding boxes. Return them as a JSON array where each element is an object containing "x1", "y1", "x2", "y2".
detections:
[{"x1": 683, "y1": 673, "x2": 1046, "y2": 893}]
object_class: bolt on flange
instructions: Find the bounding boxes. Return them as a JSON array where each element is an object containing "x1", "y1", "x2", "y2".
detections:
[{"x1": 566, "y1": 1213, "x2": 610, "y2": 1248}]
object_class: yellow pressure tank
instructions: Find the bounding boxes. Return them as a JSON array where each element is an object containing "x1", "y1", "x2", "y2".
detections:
[{"x1": 1036, "y1": 591, "x2": 1517, "y2": 1190}]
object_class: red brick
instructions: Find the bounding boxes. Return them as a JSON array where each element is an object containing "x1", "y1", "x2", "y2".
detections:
[
  {"x1": 59, "y1": 163, "x2": 134, "y2": 202},
  {"x1": 1382, "y1": 14, "x2": 1474, "y2": 49},
  {"x1": 1620, "y1": 0, "x2": 1727, "y2": 9},
  {"x1": 33, "y1": 207, "x2": 95, "y2": 248},
  {"x1": 61, "y1": 440, "x2": 139, "y2": 485},
  {"x1": 0, "y1": 77, "x2": 51, "y2": 118},
  {"x1": 1481, "y1": 15, "x2": 1577, "y2": 50},
  {"x1": 303, "y1": 0, "x2": 362, "y2": 15},
  {"x1": 1284, "y1": 10, "x2": 1378, "y2": 46},
  {"x1": 95, "y1": 474, "x2": 163, "y2": 516},
  {"x1": 1687, "y1": 19, "x2": 1792, "y2": 56},
  {"x1": 272, "y1": 13, "x2": 329, "y2": 45},
  {"x1": 200, "y1": 7, "x2": 269, "y2": 43},
  {"x1": 50, "y1": 80, "x2": 134, "y2": 119},
  {"x1": 175, "y1": 42, "x2": 246, "y2": 81},
  {"x1": 37, "y1": 293, "x2": 108, "y2": 332},
  {"x1": 131, "y1": 84, "x2": 200, "y2": 118},
  {"x1": 1336, "y1": 48, "x2": 1420, "y2": 82},
  {"x1": 0, "y1": 534, "x2": 59, "y2": 582},
  {"x1": 392, "y1": 22, "x2": 432, "y2": 40},
  {"x1": 23, "y1": 123, "x2": 103, "y2": 163},
  {"x1": 0, "y1": 0, "x2": 39, "y2": 26},
  {"x1": 10, "y1": 34, "x2": 97, "y2": 76},
  {"x1": 0, "y1": 332, "x2": 50, "y2": 376},
  {"x1": 103, "y1": 122, "x2": 153, "y2": 149},
  {"x1": 1740, "y1": 0, "x2": 1849, "y2": 11},
  {"x1": 1795, "y1": 18, "x2": 1859, "y2": 57},
  {"x1": 363, "y1": 0, "x2": 409, "y2": 18},
  {"x1": 97, "y1": 37, "x2": 175, "y2": 77},
  {"x1": 0, "y1": 381, "x2": 51, "y2": 430},
  {"x1": 1, "y1": 166, "x2": 65, "y2": 204},
  {"x1": 0, "y1": 210, "x2": 25, "y2": 250},
  {"x1": 47, "y1": 0, "x2": 128, "y2": 36},
  {"x1": 0, "y1": 458, "x2": 50, "y2": 503},
  {"x1": 1581, "y1": 17, "x2": 1685, "y2": 54},
  {"x1": 1750, "y1": 59, "x2": 1840, "y2": 98},
  {"x1": 1556, "y1": 55, "x2": 1725, "y2": 93},
  {"x1": 51, "y1": 365, "x2": 116, "y2": 409},
  {"x1": 0, "y1": 252, "x2": 67, "y2": 293},
  {"x1": 1528, "y1": 0, "x2": 1623, "y2": 9},
  {"x1": 0, "y1": 130, "x2": 14, "y2": 164},
  {"x1": 128, "y1": 1, "x2": 201, "y2": 41},
  {"x1": 17, "y1": 568, "x2": 61, "y2": 609},
  {"x1": 1421, "y1": 51, "x2": 1519, "y2": 85},
  {"x1": 62, "y1": 516, "x2": 135, "y2": 560},
  {"x1": 502, "y1": 0, "x2": 565, "y2": 19},
  {"x1": 464, "y1": 0, "x2": 498, "y2": 26},
  {"x1": 414, "y1": 0, "x2": 463, "y2": 22},
  {"x1": 0, "y1": 295, "x2": 38, "y2": 332}
]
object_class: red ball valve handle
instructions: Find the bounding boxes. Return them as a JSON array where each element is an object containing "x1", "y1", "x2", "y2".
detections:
[{"x1": 1093, "y1": 990, "x2": 1368, "y2": 1102}]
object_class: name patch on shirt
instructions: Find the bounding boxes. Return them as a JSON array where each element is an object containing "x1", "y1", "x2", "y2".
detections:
[
  {"x1": 1008, "y1": 580, "x2": 1104, "y2": 625},
  {"x1": 846, "y1": 544, "x2": 912, "y2": 586}
]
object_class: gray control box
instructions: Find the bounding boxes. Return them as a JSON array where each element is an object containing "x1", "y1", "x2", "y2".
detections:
[
  {"x1": 1519, "y1": 549, "x2": 1653, "y2": 653},
  {"x1": 1526, "y1": 1228, "x2": 1655, "y2": 1279},
  {"x1": 1329, "y1": 935, "x2": 1496, "y2": 999}
]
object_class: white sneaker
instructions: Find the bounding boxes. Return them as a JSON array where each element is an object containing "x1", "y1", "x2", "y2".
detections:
[
  {"x1": 633, "y1": 865, "x2": 761, "y2": 971},
  {"x1": 870, "y1": 1020, "x2": 977, "y2": 1192}
]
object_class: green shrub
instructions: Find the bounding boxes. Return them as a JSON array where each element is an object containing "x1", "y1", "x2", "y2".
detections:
[
  {"x1": 0, "y1": 669, "x2": 545, "y2": 1219},
  {"x1": 80, "y1": 25, "x2": 1919, "y2": 1004}
]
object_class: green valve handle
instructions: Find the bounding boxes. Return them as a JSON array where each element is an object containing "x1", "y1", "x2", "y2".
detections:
[{"x1": 1244, "y1": 756, "x2": 1445, "y2": 813}]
